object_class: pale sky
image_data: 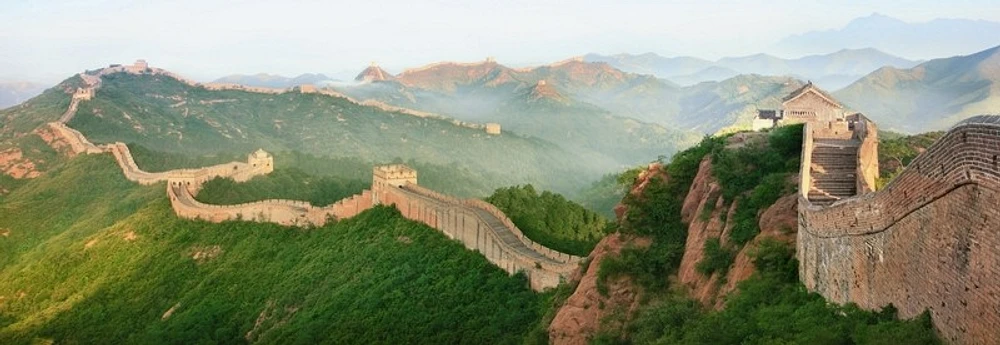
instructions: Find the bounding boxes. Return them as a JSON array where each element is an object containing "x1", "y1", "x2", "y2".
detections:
[{"x1": 1, "y1": 0, "x2": 998, "y2": 83}]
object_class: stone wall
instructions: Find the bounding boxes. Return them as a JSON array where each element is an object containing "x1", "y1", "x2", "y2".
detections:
[
  {"x1": 799, "y1": 115, "x2": 1000, "y2": 344},
  {"x1": 39, "y1": 61, "x2": 620, "y2": 292},
  {"x1": 167, "y1": 182, "x2": 373, "y2": 227},
  {"x1": 378, "y1": 183, "x2": 583, "y2": 290},
  {"x1": 855, "y1": 115, "x2": 879, "y2": 193}
]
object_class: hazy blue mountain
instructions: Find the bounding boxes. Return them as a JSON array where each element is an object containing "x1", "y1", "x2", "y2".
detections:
[
  {"x1": 583, "y1": 53, "x2": 714, "y2": 79},
  {"x1": 587, "y1": 48, "x2": 918, "y2": 89},
  {"x1": 835, "y1": 45, "x2": 1000, "y2": 133},
  {"x1": 773, "y1": 13, "x2": 1000, "y2": 59},
  {"x1": 667, "y1": 66, "x2": 742, "y2": 86},
  {"x1": 335, "y1": 59, "x2": 803, "y2": 135},
  {"x1": 0, "y1": 81, "x2": 47, "y2": 109},
  {"x1": 211, "y1": 73, "x2": 337, "y2": 88}
]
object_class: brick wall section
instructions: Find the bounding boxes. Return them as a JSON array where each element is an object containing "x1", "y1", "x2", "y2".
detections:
[
  {"x1": 37, "y1": 62, "x2": 599, "y2": 292},
  {"x1": 377, "y1": 183, "x2": 583, "y2": 290},
  {"x1": 167, "y1": 182, "x2": 374, "y2": 227},
  {"x1": 799, "y1": 115, "x2": 1000, "y2": 345},
  {"x1": 855, "y1": 116, "x2": 879, "y2": 193}
]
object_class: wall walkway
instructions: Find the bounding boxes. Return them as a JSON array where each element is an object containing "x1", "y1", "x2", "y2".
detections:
[
  {"x1": 380, "y1": 184, "x2": 583, "y2": 290},
  {"x1": 798, "y1": 115, "x2": 1000, "y2": 344},
  {"x1": 39, "y1": 65, "x2": 578, "y2": 290}
]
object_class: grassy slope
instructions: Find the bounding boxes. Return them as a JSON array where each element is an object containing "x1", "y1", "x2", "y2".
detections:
[
  {"x1": 0, "y1": 78, "x2": 80, "y2": 193},
  {"x1": 0, "y1": 154, "x2": 545, "y2": 345},
  {"x1": 0, "y1": 76, "x2": 79, "y2": 142},
  {"x1": 66, "y1": 73, "x2": 593, "y2": 194}
]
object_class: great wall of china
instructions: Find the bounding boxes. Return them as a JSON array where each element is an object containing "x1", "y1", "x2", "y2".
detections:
[
  {"x1": 43, "y1": 61, "x2": 576, "y2": 290},
  {"x1": 770, "y1": 82, "x2": 1000, "y2": 344},
  {"x1": 797, "y1": 115, "x2": 1000, "y2": 344},
  {"x1": 38, "y1": 61, "x2": 1000, "y2": 341}
]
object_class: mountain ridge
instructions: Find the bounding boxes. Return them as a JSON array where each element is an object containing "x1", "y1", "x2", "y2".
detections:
[
  {"x1": 586, "y1": 48, "x2": 920, "y2": 88},
  {"x1": 773, "y1": 13, "x2": 1000, "y2": 59},
  {"x1": 835, "y1": 45, "x2": 1000, "y2": 132}
]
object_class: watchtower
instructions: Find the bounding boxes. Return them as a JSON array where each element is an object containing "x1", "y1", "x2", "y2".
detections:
[
  {"x1": 485, "y1": 123, "x2": 502, "y2": 135},
  {"x1": 372, "y1": 164, "x2": 417, "y2": 204},
  {"x1": 248, "y1": 149, "x2": 274, "y2": 174}
]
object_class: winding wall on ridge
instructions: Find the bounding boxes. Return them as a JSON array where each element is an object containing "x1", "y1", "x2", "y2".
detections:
[
  {"x1": 798, "y1": 115, "x2": 1000, "y2": 344},
  {"x1": 41, "y1": 65, "x2": 579, "y2": 290},
  {"x1": 379, "y1": 183, "x2": 583, "y2": 290}
]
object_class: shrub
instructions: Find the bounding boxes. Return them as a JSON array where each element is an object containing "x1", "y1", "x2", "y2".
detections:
[{"x1": 696, "y1": 238, "x2": 735, "y2": 277}]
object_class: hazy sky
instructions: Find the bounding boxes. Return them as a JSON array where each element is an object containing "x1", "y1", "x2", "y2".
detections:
[{"x1": 2, "y1": 0, "x2": 999, "y2": 83}]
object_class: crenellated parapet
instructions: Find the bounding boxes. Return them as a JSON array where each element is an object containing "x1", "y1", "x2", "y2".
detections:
[
  {"x1": 798, "y1": 115, "x2": 1000, "y2": 344},
  {"x1": 374, "y1": 180, "x2": 583, "y2": 290},
  {"x1": 37, "y1": 62, "x2": 618, "y2": 293}
]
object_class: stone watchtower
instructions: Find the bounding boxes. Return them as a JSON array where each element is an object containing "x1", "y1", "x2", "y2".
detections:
[
  {"x1": 248, "y1": 149, "x2": 274, "y2": 174},
  {"x1": 372, "y1": 164, "x2": 417, "y2": 204}
]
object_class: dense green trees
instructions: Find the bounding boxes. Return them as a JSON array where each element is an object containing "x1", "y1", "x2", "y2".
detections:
[
  {"x1": 591, "y1": 125, "x2": 940, "y2": 344},
  {"x1": 196, "y1": 168, "x2": 366, "y2": 206},
  {"x1": 66, "y1": 73, "x2": 601, "y2": 194},
  {"x1": 614, "y1": 240, "x2": 940, "y2": 345},
  {"x1": 0, "y1": 156, "x2": 545, "y2": 344},
  {"x1": 486, "y1": 185, "x2": 611, "y2": 256}
]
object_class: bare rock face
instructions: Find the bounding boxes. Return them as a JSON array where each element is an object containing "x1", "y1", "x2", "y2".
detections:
[
  {"x1": 676, "y1": 157, "x2": 799, "y2": 308},
  {"x1": 676, "y1": 157, "x2": 736, "y2": 305},
  {"x1": 548, "y1": 233, "x2": 646, "y2": 345},
  {"x1": 719, "y1": 193, "x2": 798, "y2": 296},
  {"x1": 614, "y1": 162, "x2": 665, "y2": 221}
]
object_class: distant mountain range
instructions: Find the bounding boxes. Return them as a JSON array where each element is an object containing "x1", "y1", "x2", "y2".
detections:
[
  {"x1": 0, "y1": 81, "x2": 47, "y2": 109},
  {"x1": 202, "y1": 43, "x2": 1000, "y2": 140},
  {"x1": 211, "y1": 73, "x2": 338, "y2": 88},
  {"x1": 836, "y1": 45, "x2": 1000, "y2": 133},
  {"x1": 586, "y1": 48, "x2": 920, "y2": 89},
  {"x1": 773, "y1": 13, "x2": 1000, "y2": 59},
  {"x1": 334, "y1": 58, "x2": 804, "y2": 134}
]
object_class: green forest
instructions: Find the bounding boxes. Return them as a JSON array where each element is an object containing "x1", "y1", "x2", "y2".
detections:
[
  {"x1": 65, "y1": 73, "x2": 599, "y2": 194},
  {"x1": 0, "y1": 155, "x2": 549, "y2": 344},
  {"x1": 486, "y1": 185, "x2": 612, "y2": 256}
]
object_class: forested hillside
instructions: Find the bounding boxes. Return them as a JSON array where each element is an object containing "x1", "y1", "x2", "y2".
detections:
[
  {"x1": 0, "y1": 155, "x2": 549, "y2": 344},
  {"x1": 64, "y1": 73, "x2": 597, "y2": 194}
]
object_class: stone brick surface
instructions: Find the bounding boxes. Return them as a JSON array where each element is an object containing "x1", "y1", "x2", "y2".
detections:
[{"x1": 799, "y1": 115, "x2": 1000, "y2": 345}]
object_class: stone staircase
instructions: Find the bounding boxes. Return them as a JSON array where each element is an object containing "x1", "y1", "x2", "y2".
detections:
[{"x1": 809, "y1": 138, "x2": 860, "y2": 206}]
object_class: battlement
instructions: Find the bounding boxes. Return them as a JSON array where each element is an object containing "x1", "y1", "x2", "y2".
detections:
[
  {"x1": 373, "y1": 164, "x2": 417, "y2": 183},
  {"x1": 485, "y1": 123, "x2": 502, "y2": 135},
  {"x1": 298, "y1": 84, "x2": 318, "y2": 93},
  {"x1": 72, "y1": 87, "x2": 94, "y2": 101},
  {"x1": 798, "y1": 115, "x2": 1000, "y2": 344}
]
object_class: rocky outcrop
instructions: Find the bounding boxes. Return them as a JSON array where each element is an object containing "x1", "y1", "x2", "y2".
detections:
[
  {"x1": 548, "y1": 233, "x2": 645, "y2": 345},
  {"x1": 614, "y1": 162, "x2": 664, "y2": 221},
  {"x1": 676, "y1": 157, "x2": 799, "y2": 308},
  {"x1": 676, "y1": 157, "x2": 732, "y2": 305},
  {"x1": 720, "y1": 193, "x2": 797, "y2": 297}
]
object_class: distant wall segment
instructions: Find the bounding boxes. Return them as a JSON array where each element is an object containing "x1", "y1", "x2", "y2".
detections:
[{"x1": 798, "y1": 115, "x2": 1000, "y2": 344}]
